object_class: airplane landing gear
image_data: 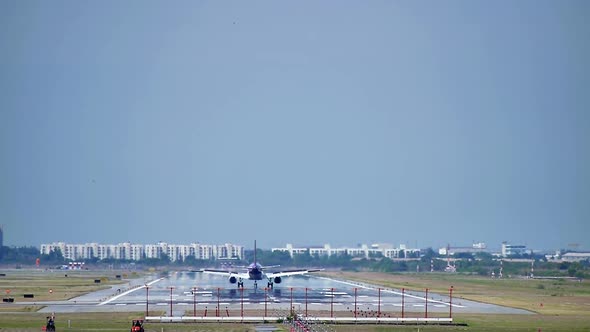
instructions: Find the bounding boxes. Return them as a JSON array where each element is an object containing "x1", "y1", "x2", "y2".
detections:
[{"x1": 254, "y1": 281, "x2": 258, "y2": 288}]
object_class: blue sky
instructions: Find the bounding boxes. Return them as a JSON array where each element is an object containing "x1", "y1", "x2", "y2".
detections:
[{"x1": 1, "y1": 1, "x2": 589, "y2": 251}]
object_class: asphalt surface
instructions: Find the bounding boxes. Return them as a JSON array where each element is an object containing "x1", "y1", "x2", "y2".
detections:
[{"x1": 37, "y1": 271, "x2": 532, "y2": 315}]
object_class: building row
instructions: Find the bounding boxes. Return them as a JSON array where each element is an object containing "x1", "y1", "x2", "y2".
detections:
[
  {"x1": 39, "y1": 242, "x2": 244, "y2": 262},
  {"x1": 437, "y1": 242, "x2": 534, "y2": 258},
  {"x1": 438, "y1": 242, "x2": 489, "y2": 256},
  {"x1": 271, "y1": 243, "x2": 420, "y2": 259}
]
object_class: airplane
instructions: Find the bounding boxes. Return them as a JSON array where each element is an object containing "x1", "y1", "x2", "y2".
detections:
[{"x1": 202, "y1": 241, "x2": 321, "y2": 288}]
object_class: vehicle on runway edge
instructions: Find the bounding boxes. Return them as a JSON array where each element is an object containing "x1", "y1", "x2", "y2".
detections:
[
  {"x1": 202, "y1": 240, "x2": 321, "y2": 288},
  {"x1": 44, "y1": 315, "x2": 55, "y2": 332},
  {"x1": 130, "y1": 319, "x2": 144, "y2": 332}
]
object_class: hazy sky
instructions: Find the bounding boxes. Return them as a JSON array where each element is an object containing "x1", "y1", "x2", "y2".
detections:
[{"x1": 1, "y1": 1, "x2": 589, "y2": 251}]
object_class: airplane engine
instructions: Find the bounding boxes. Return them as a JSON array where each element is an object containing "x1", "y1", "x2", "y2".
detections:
[
  {"x1": 273, "y1": 276, "x2": 282, "y2": 284},
  {"x1": 229, "y1": 276, "x2": 237, "y2": 284}
]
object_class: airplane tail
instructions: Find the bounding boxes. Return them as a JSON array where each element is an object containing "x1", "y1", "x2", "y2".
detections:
[{"x1": 254, "y1": 240, "x2": 257, "y2": 265}]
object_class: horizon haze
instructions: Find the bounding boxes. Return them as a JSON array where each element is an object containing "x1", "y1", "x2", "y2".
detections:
[{"x1": 1, "y1": 1, "x2": 589, "y2": 251}]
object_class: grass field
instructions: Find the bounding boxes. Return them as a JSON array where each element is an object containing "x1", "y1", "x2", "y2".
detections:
[
  {"x1": 1, "y1": 270, "x2": 589, "y2": 331},
  {"x1": 322, "y1": 271, "x2": 590, "y2": 331},
  {"x1": 0, "y1": 269, "x2": 136, "y2": 312}
]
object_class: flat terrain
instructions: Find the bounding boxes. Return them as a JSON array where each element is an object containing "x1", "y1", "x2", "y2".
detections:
[
  {"x1": 1, "y1": 270, "x2": 589, "y2": 331},
  {"x1": 0, "y1": 269, "x2": 135, "y2": 312},
  {"x1": 323, "y1": 271, "x2": 590, "y2": 315},
  {"x1": 322, "y1": 271, "x2": 590, "y2": 331}
]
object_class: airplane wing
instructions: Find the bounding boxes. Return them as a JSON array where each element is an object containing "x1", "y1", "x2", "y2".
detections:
[
  {"x1": 266, "y1": 269, "x2": 323, "y2": 279},
  {"x1": 201, "y1": 269, "x2": 249, "y2": 279},
  {"x1": 261, "y1": 265, "x2": 281, "y2": 269}
]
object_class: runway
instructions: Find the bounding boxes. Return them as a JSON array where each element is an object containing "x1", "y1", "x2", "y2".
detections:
[{"x1": 38, "y1": 271, "x2": 532, "y2": 315}]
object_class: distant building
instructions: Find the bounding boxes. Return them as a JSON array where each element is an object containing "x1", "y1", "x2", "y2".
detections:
[
  {"x1": 272, "y1": 243, "x2": 419, "y2": 259},
  {"x1": 560, "y1": 252, "x2": 590, "y2": 262},
  {"x1": 39, "y1": 242, "x2": 243, "y2": 262},
  {"x1": 438, "y1": 242, "x2": 488, "y2": 256},
  {"x1": 271, "y1": 244, "x2": 309, "y2": 257},
  {"x1": 501, "y1": 242, "x2": 527, "y2": 257}
]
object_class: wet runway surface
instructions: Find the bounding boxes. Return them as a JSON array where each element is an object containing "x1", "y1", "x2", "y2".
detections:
[{"x1": 40, "y1": 271, "x2": 531, "y2": 315}]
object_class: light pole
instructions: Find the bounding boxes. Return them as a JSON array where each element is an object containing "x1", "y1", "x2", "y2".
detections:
[
  {"x1": 378, "y1": 288, "x2": 381, "y2": 318},
  {"x1": 217, "y1": 288, "x2": 221, "y2": 317},
  {"x1": 169, "y1": 286, "x2": 174, "y2": 317},
  {"x1": 290, "y1": 287, "x2": 294, "y2": 316},
  {"x1": 401, "y1": 288, "x2": 405, "y2": 319},
  {"x1": 330, "y1": 288, "x2": 334, "y2": 318},
  {"x1": 305, "y1": 287, "x2": 309, "y2": 317},
  {"x1": 192, "y1": 287, "x2": 197, "y2": 317},
  {"x1": 240, "y1": 287, "x2": 244, "y2": 318},
  {"x1": 264, "y1": 287, "x2": 268, "y2": 317},
  {"x1": 354, "y1": 288, "x2": 357, "y2": 318},
  {"x1": 425, "y1": 288, "x2": 428, "y2": 318},
  {"x1": 145, "y1": 285, "x2": 150, "y2": 318},
  {"x1": 449, "y1": 286, "x2": 454, "y2": 319}
]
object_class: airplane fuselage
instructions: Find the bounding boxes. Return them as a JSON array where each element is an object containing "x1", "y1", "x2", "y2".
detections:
[{"x1": 247, "y1": 263, "x2": 264, "y2": 280}]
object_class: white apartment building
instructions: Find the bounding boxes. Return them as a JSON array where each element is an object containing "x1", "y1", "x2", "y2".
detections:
[
  {"x1": 271, "y1": 244, "x2": 308, "y2": 257},
  {"x1": 272, "y1": 243, "x2": 420, "y2": 259},
  {"x1": 145, "y1": 243, "x2": 165, "y2": 259},
  {"x1": 40, "y1": 241, "x2": 243, "y2": 262},
  {"x1": 501, "y1": 242, "x2": 528, "y2": 257}
]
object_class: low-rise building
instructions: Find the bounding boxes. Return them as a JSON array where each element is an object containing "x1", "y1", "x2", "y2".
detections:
[
  {"x1": 561, "y1": 252, "x2": 590, "y2": 262},
  {"x1": 272, "y1": 243, "x2": 419, "y2": 259},
  {"x1": 502, "y1": 242, "x2": 527, "y2": 257},
  {"x1": 439, "y1": 242, "x2": 488, "y2": 256}
]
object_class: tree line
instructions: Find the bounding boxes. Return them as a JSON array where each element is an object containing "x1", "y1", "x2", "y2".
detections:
[{"x1": 1, "y1": 246, "x2": 587, "y2": 278}]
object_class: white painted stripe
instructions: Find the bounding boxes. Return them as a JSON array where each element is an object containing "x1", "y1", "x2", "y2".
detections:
[
  {"x1": 156, "y1": 303, "x2": 167, "y2": 306},
  {"x1": 98, "y1": 277, "x2": 165, "y2": 306},
  {"x1": 115, "y1": 303, "x2": 126, "y2": 306},
  {"x1": 135, "y1": 303, "x2": 144, "y2": 306},
  {"x1": 413, "y1": 304, "x2": 424, "y2": 307}
]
